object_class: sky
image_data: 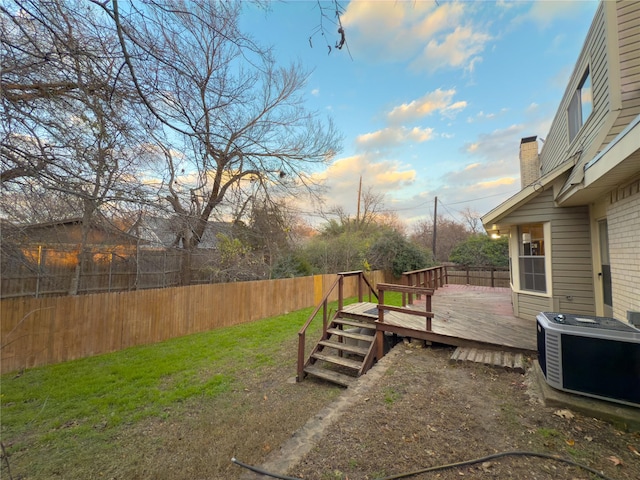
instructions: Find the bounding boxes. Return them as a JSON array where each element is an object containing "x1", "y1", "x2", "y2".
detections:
[{"x1": 240, "y1": 0, "x2": 600, "y2": 230}]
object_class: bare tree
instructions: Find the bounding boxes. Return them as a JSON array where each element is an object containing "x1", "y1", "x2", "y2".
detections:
[
  {"x1": 411, "y1": 217, "x2": 469, "y2": 263},
  {"x1": 323, "y1": 186, "x2": 390, "y2": 233},
  {"x1": 97, "y1": 0, "x2": 342, "y2": 283},
  {"x1": 460, "y1": 207, "x2": 482, "y2": 234},
  {"x1": 1, "y1": 1, "x2": 153, "y2": 291},
  {"x1": 309, "y1": 0, "x2": 350, "y2": 56},
  {"x1": 2, "y1": 1, "x2": 342, "y2": 286}
]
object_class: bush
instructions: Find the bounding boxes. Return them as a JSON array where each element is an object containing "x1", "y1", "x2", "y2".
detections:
[
  {"x1": 271, "y1": 253, "x2": 313, "y2": 278},
  {"x1": 449, "y1": 234, "x2": 508, "y2": 267},
  {"x1": 368, "y1": 231, "x2": 432, "y2": 277}
]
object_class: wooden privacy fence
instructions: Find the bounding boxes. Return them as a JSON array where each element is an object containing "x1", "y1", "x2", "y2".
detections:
[
  {"x1": 446, "y1": 265, "x2": 510, "y2": 288},
  {"x1": 0, "y1": 271, "x2": 391, "y2": 374}
]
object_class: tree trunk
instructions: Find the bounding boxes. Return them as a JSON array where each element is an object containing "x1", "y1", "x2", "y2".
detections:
[{"x1": 180, "y1": 248, "x2": 192, "y2": 286}]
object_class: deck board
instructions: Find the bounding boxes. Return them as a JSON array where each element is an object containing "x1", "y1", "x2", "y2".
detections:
[{"x1": 341, "y1": 285, "x2": 536, "y2": 352}]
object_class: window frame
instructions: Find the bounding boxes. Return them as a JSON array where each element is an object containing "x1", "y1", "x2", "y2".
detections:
[
  {"x1": 511, "y1": 222, "x2": 552, "y2": 296},
  {"x1": 568, "y1": 67, "x2": 593, "y2": 143}
]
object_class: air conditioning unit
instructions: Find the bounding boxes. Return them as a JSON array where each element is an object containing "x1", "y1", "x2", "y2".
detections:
[{"x1": 536, "y1": 312, "x2": 640, "y2": 407}]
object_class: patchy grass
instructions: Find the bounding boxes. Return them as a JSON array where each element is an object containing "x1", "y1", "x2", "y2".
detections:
[
  {"x1": 1, "y1": 292, "x2": 404, "y2": 478},
  {"x1": 383, "y1": 387, "x2": 401, "y2": 406},
  {"x1": 537, "y1": 427, "x2": 561, "y2": 439}
]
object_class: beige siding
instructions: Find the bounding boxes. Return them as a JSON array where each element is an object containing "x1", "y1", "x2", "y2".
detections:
[
  {"x1": 607, "y1": 1, "x2": 640, "y2": 142},
  {"x1": 516, "y1": 295, "x2": 549, "y2": 321},
  {"x1": 540, "y1": 4, "x2": 611, "y2": 177},
  {"x1": 607, "y1": 179, "x2": 640, "y2": 321},
  {"x1": 501, "y1": 189, "x2": 595, "y2": 319}
]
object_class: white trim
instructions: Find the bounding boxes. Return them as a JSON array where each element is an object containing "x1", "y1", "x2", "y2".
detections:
[
  {"x1": 584, "y1": 114, "x2": 640, "y2": 171},
  {"x1": 511, "y1": 289, "x2": 551, "y2": 299},
  {"x1": 482, "y1": 161, "x2": 574, "y2": 229},
  {"x1": 557, "y1": 114, "x2": 640, "y2": 204},
  {"x1": 510, "y1": 222, "x2": 552, "y2": 298}
]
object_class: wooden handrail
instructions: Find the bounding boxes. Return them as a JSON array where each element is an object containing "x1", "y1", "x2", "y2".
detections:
[
  {"x1": 376, "y1": 283, "x2": 434, "y2": 359},
  {"x1": 297, "y1": 271, "x2": 378, "y2": 382},
  {"x1": 402, "y1": 265, "x2": 447, "y2": 304},
  {"x1": 444, "y1": 265, "x2": 509, "y2": 288}
]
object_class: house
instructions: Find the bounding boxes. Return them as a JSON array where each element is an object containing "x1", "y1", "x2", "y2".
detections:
[
  {"x1": 482, "y1": 0, "x2": 640, "y2": 325},
  {"x1": 16, "y1": 217, "x2": 142, "y2": 248}
]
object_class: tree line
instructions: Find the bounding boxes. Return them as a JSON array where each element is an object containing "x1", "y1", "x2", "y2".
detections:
[
  {"x1": 1, "y1": 1, "x2": 505, "y2": 288},
  {"x1": 1, "y1": 0, "x2": 341, "y2": 283}
]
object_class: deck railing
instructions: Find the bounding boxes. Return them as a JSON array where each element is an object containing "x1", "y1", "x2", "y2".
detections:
[
  {"x1": 377, "y1": 283, "x2": 435, "y2": 329},
  {"x1": 402, "y1": 266, "x2": 446, "y2": 305},
  {"x1": 296, "y1": 271, "x2": 378, "y2": 382},
  {"x1": 374, "y1": 283, "x2": 435, "y2": 359},
  {"x1": 445, "y1": 265, "x2": 509, "y2": 288}
]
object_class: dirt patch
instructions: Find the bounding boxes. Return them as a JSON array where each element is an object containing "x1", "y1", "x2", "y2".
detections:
[
  {"x1": 6, "y1": 342, "x2": 639, "y2": 479},
  {"x1": 287, "y1": 344, "x2": 640, "y2": 480}
]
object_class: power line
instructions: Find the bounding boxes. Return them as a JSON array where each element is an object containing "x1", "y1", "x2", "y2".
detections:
[{"x1": 444, "y1": 189, "x2": 518, "y2": 206}]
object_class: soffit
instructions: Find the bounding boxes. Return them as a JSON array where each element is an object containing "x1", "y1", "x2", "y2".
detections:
[{"x1": 556, "y1": 114, "x2": 640, "y2": 206}]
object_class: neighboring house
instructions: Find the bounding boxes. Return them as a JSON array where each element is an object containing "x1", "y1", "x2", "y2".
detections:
[
  {"x1": 130, "y1": 215, "x2": 233, "y2": 249},
  {"x1": 482, "y1": 0, "x2": 640, "y2": 324},
  {"x1": 5, "y1": 217, "x2": 145, "y2": 273},
  {"x1": 127, "y1": 215, "x2": 233, "y2": 250},
  {"x1": 17, "y1": 217, "x2": 142, "y2": 248}
]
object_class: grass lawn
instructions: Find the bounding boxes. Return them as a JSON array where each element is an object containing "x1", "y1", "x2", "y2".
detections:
[{"x1": 1, "y1": 293, "x2": 403, "y2": 479}]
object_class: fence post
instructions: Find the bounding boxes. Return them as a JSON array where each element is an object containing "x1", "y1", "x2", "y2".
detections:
[
  {"x1": 491, "y1": 267, "x2": 495, "y2": 288},
  {"x1": 35, "y1": 245, "x2": 42, "y2": 298},
  {"x1": 466, "y1": 266, "x2": 470, "y2": 285},
  {"x1": 297, "y1": 331, "x2": 305, "y2": 382},
  {"x1": 108, "y1": 252, "x2": 113, "y2": 292}
]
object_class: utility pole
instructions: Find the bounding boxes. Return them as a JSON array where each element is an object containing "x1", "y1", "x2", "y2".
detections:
[
  {"x1": 432, "y1": 196, "x2": 438, "y2": 263},
  {"x1": 356, "y1": 175, "x2": 362, "y2": 228}
]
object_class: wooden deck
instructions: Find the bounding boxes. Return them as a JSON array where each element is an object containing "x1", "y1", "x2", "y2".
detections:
[{"x1": 341, "y1": 284, "x2": 537, "y2": 353}]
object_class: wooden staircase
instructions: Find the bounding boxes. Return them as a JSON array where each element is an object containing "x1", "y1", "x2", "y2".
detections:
[
  {"x1": 303, "y1": 316, "x2": 377, "y2": 387},
  {"x1": 297, "y1": 270, "x2": 443, "y2": 387}
]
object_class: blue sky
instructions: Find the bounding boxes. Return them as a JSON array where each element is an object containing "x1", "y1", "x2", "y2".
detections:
[{"x1": 241, "y1": 0, "x2": 599, "y2": 229}]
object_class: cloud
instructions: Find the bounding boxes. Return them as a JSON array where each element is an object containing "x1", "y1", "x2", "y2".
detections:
[
  {"x1": 443, "y1": 159, "x2": 519, "y2": 186},
  {"x1": 527, "y1": 1, "x2": 584, "y2": 28},
  {"x1": 526, "y1": 103, "x2": 538, "y2": 113},
  {"x1": 356, "y1": 126, "x2": 434, "y2": 150},
  {"x1": 311, "y1": 88, "x2": 320, "y2": 96},
  {"x1": 387, "y1": 89, "x2": 466, "y2": 124},
  {"x1": 341, "y1": 1, "x2": 492, "y2": 73},
  {"x1": 477, "y1": 177, "x2": 518, "y2": 189},
  {"x1": 439, "y1": 123, "x2": 527, "y2": 191},
  {"x1": 463, "y1": 123, "x2": 525, "y2": 157},
  {"x1": 413, "y1": 25, "x2": 491, "y2": 73},
  {"x1": 466, "y1": 108, "x2": 509, "y2": 123},
  {"x1": 312, "y1": 153, "x2": 417, "y2": 214}
]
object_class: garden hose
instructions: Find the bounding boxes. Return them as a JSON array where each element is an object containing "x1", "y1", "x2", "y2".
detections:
[
  {"x1": 231, "y1": 458, "x2": 301, "y2": 480},
  {"x1": 232, "y1": 450, "x2": 616, "y2": 480}
]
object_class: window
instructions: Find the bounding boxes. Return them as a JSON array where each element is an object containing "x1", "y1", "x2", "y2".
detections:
[
  {"x1": 519, "y1": 224, "x2": 546, "y2": 293},
  {"x1": 568, "y1": 68, "x2": 593, "y2": 143}
]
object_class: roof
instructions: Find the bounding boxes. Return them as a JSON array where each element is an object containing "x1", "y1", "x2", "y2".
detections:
[
  {"x1": 481, "y1": 159, "x2": 576, "y2": 231},
  {"x1": 555, "y1": 114, "x2": 640, "y2": 206},
  {"x1": 16, "y1": 217, "x2": 144, "y2": 246}
]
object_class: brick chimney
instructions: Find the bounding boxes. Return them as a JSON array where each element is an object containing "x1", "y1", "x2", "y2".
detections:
[{"x1": 519, "y1": 136, "x2": 540, "y2": 188}]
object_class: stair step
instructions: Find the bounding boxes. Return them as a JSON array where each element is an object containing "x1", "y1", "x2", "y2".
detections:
[
  {"x1": 332, "y1": 318, "x2": 376, "y2": 330},
  {"x1": 327, "y1": 328, "x2": 374, "y2": 342},
  {"x1": 303, "y1": 365, "x2": 354, "y2": 387},
  {"x1": 318, "y1": 339, "x2": 370, "y2": 356},
  {"x1": 450, "y1": 347, "x2": 527, "y2": 373},
  {"x1": 312, "y1": 352, "x2": 363, "y2": 370},
  {"x1": 514, "y1": 353, "x2": 524, "y2": 372}
]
